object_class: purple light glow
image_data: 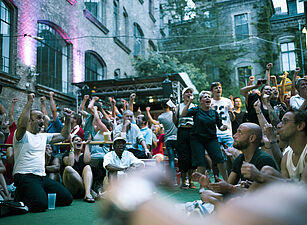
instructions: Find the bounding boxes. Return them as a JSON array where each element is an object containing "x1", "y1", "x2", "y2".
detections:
[
  {"x1": 73, "y1": 47, "x2": 83, "y2": 83},
  {"x1": 18, "y1": 1, "x2": 39, "y2": 66}
]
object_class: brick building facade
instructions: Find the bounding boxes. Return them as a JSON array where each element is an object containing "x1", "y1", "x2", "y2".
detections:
[{"x1": 0, "y1": 0, "x2": 161, "y2": 116}]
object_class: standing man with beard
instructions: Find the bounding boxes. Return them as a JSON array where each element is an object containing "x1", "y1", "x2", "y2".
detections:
[
  {"x1": 193, "y1": 122, "x2": 277, "y2": 194},
  {"x1": 13, "y1": 93, "x2": 73, "y2": 212}
]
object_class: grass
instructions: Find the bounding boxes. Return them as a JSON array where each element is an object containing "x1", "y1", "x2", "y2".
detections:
[{"x1": 1, "y1": 185, "x2": 201, "y2": 225}]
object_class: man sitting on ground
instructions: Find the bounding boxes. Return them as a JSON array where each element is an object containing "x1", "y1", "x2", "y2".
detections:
[
  {"x1": 193, "y1": 122, "x2": 278, "y2": 195},
  {"x1": 241, "y1": 109, "x2": 307, "y2": 184},
  {"x1": 103, "y1": 136, "x2": 144, "y2": 182},
  {"x1": 13, "y1": 93, "x2": 73, "y2": 212}
]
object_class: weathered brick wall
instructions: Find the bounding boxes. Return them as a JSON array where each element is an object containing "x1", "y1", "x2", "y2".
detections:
[{"x1": 0, "y1": 0, "x2": 161, "y2": 118}]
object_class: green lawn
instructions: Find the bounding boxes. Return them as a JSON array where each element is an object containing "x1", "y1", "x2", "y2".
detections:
[{"x1": 1, "y1": 186, "x2": 201, "y2": 225}]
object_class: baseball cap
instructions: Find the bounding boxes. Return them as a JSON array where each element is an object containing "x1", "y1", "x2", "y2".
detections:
[
  {"x1": 182, "y1": 87, "x2": 194, "y2": 96},
  {"x1": 295, "y1": 78, "x2": 307, "y2": 89},
  {"x1": 113, "y1": 136, "x2": 126, "y2": 143}
]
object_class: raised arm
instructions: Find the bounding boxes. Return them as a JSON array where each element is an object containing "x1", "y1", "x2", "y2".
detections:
[
  {"x1": 93, "y1": 106, "x2": 109, "y2": 133},
  {"x1": 8, "y1": 98, "x2": 18, "y2": 126},
  {"x1": 247, "y1": 75, "x2": 255, "y2": 86},
  {"x1": 40, "y1": 96, "x2": 48, "y2": 116},
  {"x1": 121, "y1": 98, "x2": 127, "y2": 111},
  {"x1": 240, "y1": 82, "x2": 262, "y2": 100},
  {"x1": 88, "y1": 96, "x2": 99, "y2": 115},
  {"x1": 109, "y1": 97, "x2": 117, "y2": 118},
  {"x1": 253, "y1": 99, "x2": 269, "y2": 132},
  {"x1": 262, "y1": 96, "x2": 280, "y2": 127},
  {"x1": 181, "y1": 97, "x2": 193, "y2": 117},
  {"x1": 49, "y1": 108, "x2": 72, "y2": 144},
  {"x1": 145, "y1": 107, "x2": 159, "y2": 125},
  {"x1": 63, "y1": 141, "x2": 75, "y2": 167},
  {"x1": 49, "y1": 91, "x2": 58, "y2": 121},
  {"x1": 83, "y1": 140, "x2": 91, "y2": 165},
  {"x1": 128, "y1": 93, "x2": 136, "y2": 112},
  {"x1": 79, "y1": 94, "x2": 90, "y2": 112},
  {"x1": 279, "y1": 72, "x2": 288, "y2": 103},
  {"x1": 265, "y1": 63, "x2": 273, "y2": 86},
  {"x1": 40, "y1": 96, "x2": 50, "y2": 128},
  {"x1": 263, "y1": 123, "x2": 282, "y2": 167},
  {"x1": 291, "y1": 67, "x2": 300, "y2": 96},
  {"x1": 15, "y1": 93, "x2": 34, "y2": 141}
]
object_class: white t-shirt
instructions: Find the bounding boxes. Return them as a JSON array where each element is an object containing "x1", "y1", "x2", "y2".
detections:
[
  {"x1": 13, "y1": 131, "x2": 55, "y2": 176},
  {"x1": 103, "y1": 150, "x2": 144, "y2": 176},
  {"x1": 211, "y1": 97, "x2": 233, "y2": 136},
  {"x1": 290, "y1": 94, "x2": 305, "y2": 110}
]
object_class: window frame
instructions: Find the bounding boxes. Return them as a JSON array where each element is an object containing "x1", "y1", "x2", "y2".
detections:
[
  {"x1": 237, "y1": 65, "x2": 252, "y2": 87},
  {"x1": 36, "y1": 21, "x2": 71, "y2": 93},
  {"x1": 280, "y1": 42, "x2": 296, "y2": 72},
  {"x1": 83, "y1": 0, "x2": 109, "y2": 34},
  {"x1": 234, "y1": 13, "x2": 249, "y2": 41},
  {"x1": 84, "y1": 51, "x2": 106, "y2": 81},
  {"x1": 0, "y1": 0, "x2": 12, "y2": 76},
  {"x1": 133, "y1": 23, "x2": 145, "y2": 57}
]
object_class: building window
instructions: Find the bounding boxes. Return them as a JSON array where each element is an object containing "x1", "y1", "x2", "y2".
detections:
[
  {"x1": 36, "y1": 22, "x2": 69, "y2": 93},
  {"x1": 148, "y1": 40, "x2": 157, "y2": 51},
  {"x1": 85, "y1": 51, "x2": 106, "y2": 81},
  {"x1": 113, "y1": 0, "x2": 119, "y2": 36},
  {"x1": 133, "y1": 23, "x2": 144, "y2": 57},
  {"x1": 237, "y1": 66, "x2": 252, "y2": 87},
  {"x1": 149, "y1": 0, "x2": 154, "y2": 15},
  {"x1": 234, "y1": 13, "x2": 249, "y2": 41},
  {"x1": 0, "y1": 0, "x2": 10, "y2": 73},
  {"x1": 123, "y1": 8, "x2": 129, "y2": 46},
  {"x1": 281, "y1": 42, "x2": 296, "y2": 72},
  {"x1": 84, "y1": 0, "x2": 104, "y2": 24},
  {"x1": 114, "y1": 68, "x2": 120, "y2": 79}
]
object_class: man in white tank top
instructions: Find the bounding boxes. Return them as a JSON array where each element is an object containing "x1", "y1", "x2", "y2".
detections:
[{"x1": 242, "y1": 109, "x2": 307, "y2": 184}]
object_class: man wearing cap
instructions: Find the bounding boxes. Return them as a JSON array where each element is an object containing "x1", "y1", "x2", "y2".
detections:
[
  {"x1": 174, "y1": 87, "x2": 197, "y2": 189},
  {"x1": 290, "y1": 78, "x2": 307, "y2": 110},
  {"x1": 103, "y1": 136, "x2": 145, "y2": 180}
]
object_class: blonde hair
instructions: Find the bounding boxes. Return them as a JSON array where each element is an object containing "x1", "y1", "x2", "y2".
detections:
[{"x1": 198, "y1": 91, "x2": 212, "y2": 101}]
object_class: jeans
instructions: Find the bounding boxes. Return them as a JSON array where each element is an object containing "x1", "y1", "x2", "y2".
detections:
[
  {"x1": 165, "y1": 140, "x2": 177, "y2": 178},
  {"x1": 217, "y1": 134, "x2": 233, "y2": 148}
]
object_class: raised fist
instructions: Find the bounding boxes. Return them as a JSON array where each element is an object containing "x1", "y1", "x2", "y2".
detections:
[
  {"x1": 266, "y1": 63, "x2": 273, "y2": 70},
  {"x1": 49, "y1": 91, "x2": 54, "y2": 98},
  {"x1": 40, "y1": 96, "x2": 46, "y2": 103},
  {"x1": 28, "y1": 93, "x2": 35, "y2": 103}
]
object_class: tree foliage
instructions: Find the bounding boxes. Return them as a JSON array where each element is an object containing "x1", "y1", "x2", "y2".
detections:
[
  {"x1": 158, "y1": 0, "x2": 244, "y2": 97},
  {"x1": 133, "y1": 52, "x2": 209, "y2": 91}
]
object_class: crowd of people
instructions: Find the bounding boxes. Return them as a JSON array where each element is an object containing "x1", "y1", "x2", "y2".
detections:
[{"x1": 0, "y1": 63, "x2": 306, "y2": 224}]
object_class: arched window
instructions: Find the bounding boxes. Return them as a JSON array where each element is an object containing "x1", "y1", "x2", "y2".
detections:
[
  {"x1": 114, "y1": 68, "x2": 120, "y2": 79},
  {"x1": 133, "y1": 23, "x2": 144, "y2": 57},
  {"x1": 85, "y1": 51, "x2": 106, "y2": 81},
  {"x1": 36, "y1": 22, "x2": 70, "y2": 93},
  {"x1": 0, "y1": 0, "x2": 11, "y2": 73}
]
